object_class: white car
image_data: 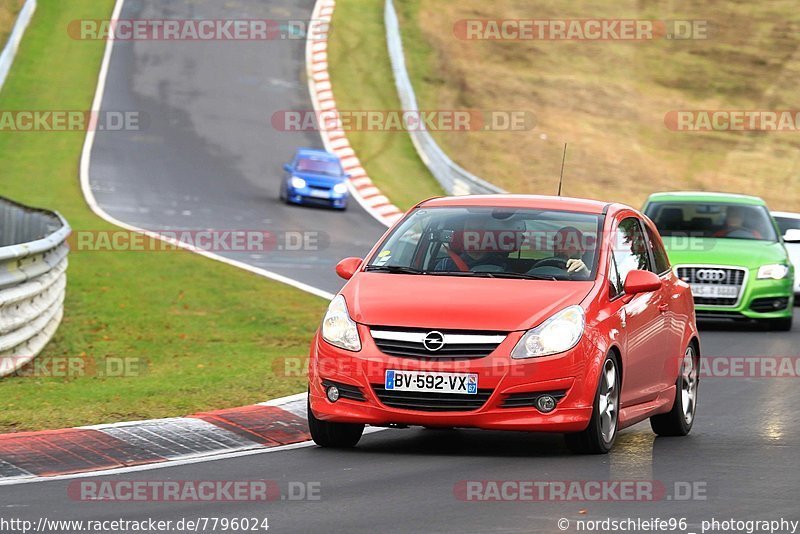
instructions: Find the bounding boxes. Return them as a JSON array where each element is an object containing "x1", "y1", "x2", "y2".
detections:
[{"x1": 772, "y1": 211, "x2": 800, "y2": 300}]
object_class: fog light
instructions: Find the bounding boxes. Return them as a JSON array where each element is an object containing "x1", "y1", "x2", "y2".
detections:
[
  {"x1": 326, "y1": 385, "x2": 340, "y2": 402},
  {"x1": 536, "y1": 395, "x2": 556, "y2": 413}
]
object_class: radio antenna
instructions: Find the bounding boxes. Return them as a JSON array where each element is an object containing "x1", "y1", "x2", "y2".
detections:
[{"x1": 557, "y1": 143, "x2": 567, "y2": 197}]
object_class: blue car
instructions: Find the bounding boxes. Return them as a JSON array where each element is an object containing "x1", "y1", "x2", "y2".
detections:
[{"x1": 280, "y1": 148, "x2": 350, "y2": 210}]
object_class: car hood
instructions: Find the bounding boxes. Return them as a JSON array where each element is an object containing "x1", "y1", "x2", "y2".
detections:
[
  {"x1": 342, "y1": 273, "x2": 595, "y2": 332},
  {"x1": 662, "y1": 236, "x2": 788, "y2": 268},
  {"x1": 293, "y1": 171, "x2": 344, "y2": 185}
]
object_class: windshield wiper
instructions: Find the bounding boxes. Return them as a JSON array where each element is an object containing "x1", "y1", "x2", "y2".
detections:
[
  {"x1": 484, "y1": 272, "x2": 559, "y2": 281},
  {"x1": 364, "y1": 265, "x2": 424, "y2": 275},
  {"x1": 428, "y1": 271, "x2": 558, "y2": 281}
]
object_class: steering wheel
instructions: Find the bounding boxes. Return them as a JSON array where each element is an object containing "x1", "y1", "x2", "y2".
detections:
[{"x1": 534, "y1": 257, "x2": 569, "y2": 270}]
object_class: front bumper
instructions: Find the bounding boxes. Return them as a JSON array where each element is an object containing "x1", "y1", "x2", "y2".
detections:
[
  {"x1": 308, "y1": 328, "x2": 600, "y2": 433},
  {"x1": 286, "y1": 186, "x2": 348, "y2": 208},
  {"x1": 694, "y1": 275, "x2": 794, "y2": 320}
]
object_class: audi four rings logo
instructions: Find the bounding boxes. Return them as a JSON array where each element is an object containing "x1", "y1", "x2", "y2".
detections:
[
  {"x1": 696, "y1": 269, "x2": 727, "y2": 282},
  {"x1": 423, "y1": 331, "x2": 445, "y2": 351}
]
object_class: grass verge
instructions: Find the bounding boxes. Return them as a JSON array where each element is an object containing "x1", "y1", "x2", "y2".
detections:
[
  {"x1": 327, "y1": 0, "x2": 444, "y2": 210},
  {"x1": 0, "y1": 0, "x2": 326, "y2": 432},
  {"x1": 394, "y1": 0, "x2": 800, "y2": 210},
  {"x1": 0, "y1": 0, "x2": 24, "y2": 48}
]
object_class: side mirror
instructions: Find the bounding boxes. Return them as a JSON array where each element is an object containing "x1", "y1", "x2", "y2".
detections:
[
  {"x1": 335, "y1": 257, "x2": 362, "y2": 280},
  {"x1": 283, "y1": 163, "x2": 292, "y2": 172},
  {"x1": 623, "y1": 269, "x2": 662, "y2": 295},
  {"x1": 784, "y1": 229, "x2": 800, "y2": 243}
]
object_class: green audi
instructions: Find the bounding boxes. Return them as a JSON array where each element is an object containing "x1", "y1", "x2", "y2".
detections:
[{"x1": 643, "y1": 192, "x2": 794, "y2": 331}]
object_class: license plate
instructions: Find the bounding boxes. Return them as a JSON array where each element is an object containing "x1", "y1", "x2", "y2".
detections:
[
  {"x1": 690, "y1": 284, "x2": 739, "y2": 299},
  {"x1": 385, "y1": 370, "x2": 478, "y2": 395},
  {"x1": 309, "y1": 189, "x2": 330, "y2": 198}
]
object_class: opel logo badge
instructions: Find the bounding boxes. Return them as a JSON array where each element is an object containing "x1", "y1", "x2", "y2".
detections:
[
  {"x1": 423, "y1": 331, "x2": 445, "y2": 352},
  {"x1": 696, "y1": 269, "x2": 727, "y2": 282}
]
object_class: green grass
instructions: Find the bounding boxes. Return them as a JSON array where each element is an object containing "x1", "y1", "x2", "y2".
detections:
[
  {"x1": 0, "y1": 0, "x2": 24, "y2": 47},
  {"x1": 327, "y1": 0, "x2": 443, "y2": 209},
  {"x1": 0, "y1": 0, "x2": 326, "y2": 432},
  {"x1": 337, "y1": 0, "x2": 800, "y2": 211}
]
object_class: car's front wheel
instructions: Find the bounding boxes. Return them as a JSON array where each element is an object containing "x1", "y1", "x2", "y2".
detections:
[
  {"x1": 307, "y1": 397, "x2": 364, "y2": 448},
  {"x1": 650, "y1": 343, "x2": 698, "y2": 436},
  {"x1": 566, "y1": 352, "x2": 620, "y2": 454}
]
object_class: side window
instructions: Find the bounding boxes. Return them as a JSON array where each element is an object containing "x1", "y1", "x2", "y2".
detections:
[
  {"x1": 614, "y1": 217, "x2": 651, "y2": 284},
  {"x1": 608, "y1": 248, "x2": 623, "y2": 298},
  {"x1": 645, "y1": 225, "x2": 670, "y2": 274}
]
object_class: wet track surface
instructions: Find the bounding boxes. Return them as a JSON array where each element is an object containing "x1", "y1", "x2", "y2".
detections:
[
  {"x1": 88, "y1": 0, "x2": 384, "y2": 293},
  {"x1": 3, "y1": 316, "x2": 799, "y2": 533},
  {"x1": 3, "y1": 0, "x2": 798, "y2": 532}
]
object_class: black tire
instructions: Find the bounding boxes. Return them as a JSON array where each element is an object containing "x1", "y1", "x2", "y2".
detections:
[
  {"x1": 307, "y1": 398, "x2": 364, "y2": 448},
  {"x1": 651, "y1": 343, "x2": 698, "y2": 437},
  {"x1": 766, "y1": 316, "x2": 793, "y2": 331},
  {"x1": 566, "y1": 352, "x2": 620, "y2": 455}
]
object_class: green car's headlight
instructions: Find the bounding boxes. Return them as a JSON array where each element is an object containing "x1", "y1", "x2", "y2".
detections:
[
  {"x1": 511, "y1": 305, "x2": 585, "y2": 359},
  {"x1": 757, "y1": 264, "x2": 790, "y2": 280}
]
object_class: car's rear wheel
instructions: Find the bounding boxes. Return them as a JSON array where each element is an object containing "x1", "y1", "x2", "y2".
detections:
[
  {"x1": 307, "y1": 397, "x2": 364, "y2": 448},
  {"x1": 566, "y1": 353, "x2": 620, "y2": 455},
  {"x1": 764, "y1": 316, "x2": 793, "y2": 331},
  {"x1": 650, "y1": 343, "x2": 698, "y2": 437}
]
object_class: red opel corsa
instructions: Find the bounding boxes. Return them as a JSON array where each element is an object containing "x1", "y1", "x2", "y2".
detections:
[{"x1": 308, "y1": 195, "x2": 699, "y2": 453}]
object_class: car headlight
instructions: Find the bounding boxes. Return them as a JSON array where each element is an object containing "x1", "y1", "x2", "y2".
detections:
[
  {"x1": 321, "y1": 295, "x2": 361, "y2": 351},
  {"x1": 290, "y1": 176, "x2": 307, "y2": 189},
  {"x1": 757, "y1": 264, "x2": 790, "y2": 280},
  {"x1": 511, "y1": 305, "x2": 585, "y2": 359},
  {"x1": 333, "y1": 182, "x2": 349, "y2": 195}
]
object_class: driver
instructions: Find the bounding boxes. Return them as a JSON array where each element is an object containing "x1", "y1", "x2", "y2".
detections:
[
  {"x1": 713, "y1": 206, "x2": 762, "y2": 238},
  {"x1": 433, "y1": 216, "x2": 523, "y2": 272},
  {"x1": 541, "y1": 226, "x2": 591, "y2": 275}
]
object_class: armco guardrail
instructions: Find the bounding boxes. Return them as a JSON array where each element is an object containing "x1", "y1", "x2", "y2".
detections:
[
  {"x1": 384, "y1": 0, "x2": 504, "y2": 196},
  {"x1": 0, "y1": 0, "x2": 37, "y2": 91},
  {"x1": 0, "y1": 197, "x2": 70, "y2": 376}
]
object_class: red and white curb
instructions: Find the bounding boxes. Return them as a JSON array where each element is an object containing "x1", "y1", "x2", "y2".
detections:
[
  {"x1": 0, "y1": 394, "x2": 310, "y2": 482},
  {"x1": 307, "y1": 0, "x2": 405, "y2": 228}
]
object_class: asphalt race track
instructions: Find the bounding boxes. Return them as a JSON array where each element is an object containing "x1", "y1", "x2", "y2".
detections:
[
  {"x1": 2, "y1": 316, "x2": 799, "y2": 533},
  {"x1": 7, "y1": 0, "x2": 798, "y2": 532},
  {"x1": 87, "y1": 0, "x2": 385, "y2": 294}
]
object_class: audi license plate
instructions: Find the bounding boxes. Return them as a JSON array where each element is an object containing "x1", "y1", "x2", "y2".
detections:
[
  {"x1": 690, "y1": 284, "x2": 739, "y2": 299},
  {"x1": 385, "y1": 370, "x2": 478, "y2": 395}
]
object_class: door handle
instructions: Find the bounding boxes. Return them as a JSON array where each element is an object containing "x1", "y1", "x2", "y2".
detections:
[{"x1": 658, "y1": 303, "x2": 669, "y2": 314}]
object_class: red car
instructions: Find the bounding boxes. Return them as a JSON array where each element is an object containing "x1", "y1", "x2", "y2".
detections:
[{"x1": 307, "y1": 195, "x2": 699, "y2": 454}]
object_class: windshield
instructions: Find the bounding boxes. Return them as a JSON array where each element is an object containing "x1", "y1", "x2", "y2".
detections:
[
  {"x1": 645, "y1": 202, "x2": 778, "y2": 242},
  {"x1": 296, "y1": 157, "x2": 342, "y2": 176},
  {"x1": 366, "y1": 207, "x2": 603, "y2": 281}
]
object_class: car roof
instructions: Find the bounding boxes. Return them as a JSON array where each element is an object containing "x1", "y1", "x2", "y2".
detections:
[
  {"x1": 645, "y1": 191, "x2": 766, "y2": 206},
  {"x1": 419, "y1": 195, "x2": 617, "y2": 214},
  {"x1": 771, "y1": 211, "x2": 800, "y2": 219},
  {"x1": 295, "y1": 148, "x2": 338, "y2": 161}
]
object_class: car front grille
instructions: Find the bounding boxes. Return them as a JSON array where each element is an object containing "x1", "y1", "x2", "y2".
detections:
[
  {"x1": 371, "y1": 386, "x2": 493, "y2": 412},
  {"x1": 369, "y1": 328, "x2": 506, "y2": 359},
  {"x1": 676, "y1": 265, "x2": 747, "y2": 307}
]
